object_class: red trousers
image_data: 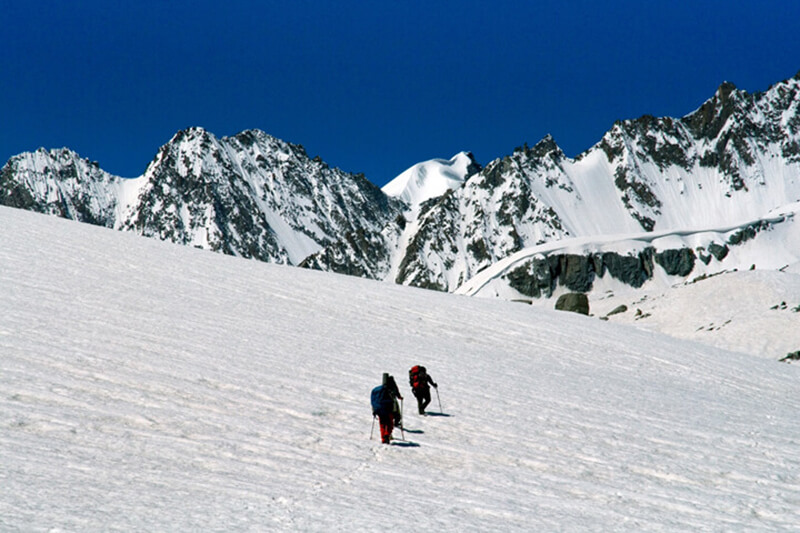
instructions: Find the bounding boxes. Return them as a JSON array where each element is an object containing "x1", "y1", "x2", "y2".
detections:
[{"x1": 377, "y1": 412, "x2": 394, "y2": 444}]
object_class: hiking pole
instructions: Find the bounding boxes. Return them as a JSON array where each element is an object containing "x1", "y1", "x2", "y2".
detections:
[
  {"x1": 370, "y1": 415, "x2": 376, "y2": 440},
  {"x1": 400, "y1": 399, "x2": 405, "y2": 441},
  {"x1": 435, "y1": 386, "x2": 443, "y2": 413}
]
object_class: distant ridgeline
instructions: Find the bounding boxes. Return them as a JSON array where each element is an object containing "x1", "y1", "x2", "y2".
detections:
[{"x1": 2, "y1": 72, "x2": 800, "y2": 299}]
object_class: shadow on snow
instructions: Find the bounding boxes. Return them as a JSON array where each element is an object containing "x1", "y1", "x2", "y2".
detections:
[{"x1": 391, "y1": 440, "x2": 421, "y2": 448}]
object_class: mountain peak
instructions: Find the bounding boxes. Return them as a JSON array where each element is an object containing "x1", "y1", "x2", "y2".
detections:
[
  {"x1": 169, "y1": 126, "x2": 216, "y2": 145},
  {"x1": 682, "y1": 80, "x2": 745, "y2": 140},
  {"x1": 382, "y1": 152, "x2": 479, "y2": 208},
  {"x1": 530, "y1": 134, "x2": 564, "y2": 159},
  {"x1": 716, "y1": 80, "x2": 738, "y2": 99},
  {"x1": 3, "y1": 70, "x2": 800, "y2": 298}
]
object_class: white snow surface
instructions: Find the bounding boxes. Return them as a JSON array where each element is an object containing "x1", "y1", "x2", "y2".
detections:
[
  {"x1": 2, "y1": 206, "x2": 800, "y2": 531},
  {"x1": 594, "y1": 269, "x2": 800, "y2": 360},
  {"x1": 382, "y1": 152, "x2": 474, "y2": 208}
]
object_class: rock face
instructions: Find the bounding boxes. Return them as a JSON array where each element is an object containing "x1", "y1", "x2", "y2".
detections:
[
  {"x1": 121, "y1": 128, "x2": 403, "y2": 264},
  {"x1": 3, "y1": 72, "x2": 800, "y2": 298},
  {"x1": 505, "y1": 249, "x2": 659, "y2": 299},
  {"x1": 493, "y1": 217, "x2": 783, "y2": 299},
  {"x1": 655, "y1": 248, "x2": 697, "y2": 277},
  {"x1": 299, "y1": 226, "x2": 397, "y2": 280},
  {"x1": 456, "y1": 210, "x2": 800, "y2": 301}
]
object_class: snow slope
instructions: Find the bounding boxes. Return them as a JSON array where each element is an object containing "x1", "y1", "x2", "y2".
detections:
[
  {"x1": 382, "y1": 151, "x2": 478, "y2": 207},
  {"x1": 2, "y1": 206, "x2": 800, "y2": 531},
  {"x1": 594, "y1": 269, "x2": 800, "y2": 361},
  {"x1": 455, "y1": 202, "x2": 800, "y2": 357}
]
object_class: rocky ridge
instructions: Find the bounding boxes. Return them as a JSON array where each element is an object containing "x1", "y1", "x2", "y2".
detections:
[
  {"x1": 376, "y1": 73, "x2": 800, "y2": 292},
  {"x1": 2, "y1": 72, "x2": 800, "y2": 300},
  {"x1": 1, "y1": 128, "x2": 401, "y2": 265}
]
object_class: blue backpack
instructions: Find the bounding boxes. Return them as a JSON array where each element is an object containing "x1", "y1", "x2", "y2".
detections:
[{"x1": 371, "y1": 385, "x2": 393, "y2": 415}]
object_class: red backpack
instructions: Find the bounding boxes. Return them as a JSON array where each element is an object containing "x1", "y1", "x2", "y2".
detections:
[{"x1": 409, "y1": 365, "x2": 425, "y2": 390}]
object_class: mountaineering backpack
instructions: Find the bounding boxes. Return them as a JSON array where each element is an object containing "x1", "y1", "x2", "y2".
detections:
[
  {"x1": 371, "y1": 385, "x2": 393, "y2": 415},
  {"x1": 409, "y1": 365, "x2": 424, "y2": 390}
]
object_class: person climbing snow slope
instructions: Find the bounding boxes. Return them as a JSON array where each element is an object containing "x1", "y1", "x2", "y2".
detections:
[
  {"x1": 409, "y1": 365, "x2": 437, "y2": 415},
  {"x1": 371, "y1": 373, "x2": 403, "y2": 443}
]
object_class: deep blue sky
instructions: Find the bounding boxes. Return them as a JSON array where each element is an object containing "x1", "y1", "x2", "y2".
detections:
[{"x1": 3, "y1": 2, "x2": 800, "y2": 186}]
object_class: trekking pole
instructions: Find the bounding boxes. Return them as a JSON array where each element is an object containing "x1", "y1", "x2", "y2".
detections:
[
  {"x1": 400, "y1": 399, "x2": 405, "y2": 441},
  {"x1": 370, "y1": 415, "x2": 376, "y2": 440},
  {"x1": 435, "y1": 387, "x2": 443, "y2": 413}
]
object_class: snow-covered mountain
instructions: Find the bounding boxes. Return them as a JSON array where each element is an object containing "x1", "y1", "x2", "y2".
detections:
[
  {"x1": 381, "y1": 151, "x2": 481, "y2": 207},
  {"x1": 0, "y1": 147, "x2": 139, "y2": 225},
  {"x1": 3, "y1": 72, "x2": 800, "y2": 298},
  {"x1": 0, "y1": 127, "x2": 401, "y2": 264},
  {"x1": 301, "y1": 151, "x2": 483, "y2": 288},
  {"x1": 301, "y1": 72, "x2": 800, "y2": 292},
  {"x1": 384, "y1": 74, "x2": 800, "y2": 292},
  {"x1": 2, "y1": 205, "x2": 800, "y2": 530}
]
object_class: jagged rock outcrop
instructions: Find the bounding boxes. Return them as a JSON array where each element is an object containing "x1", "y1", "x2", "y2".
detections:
[
  {"x1": 299, "y1": 225, "x2": 398, "y2": 279},
  {"x1": 505, "y1": 248, "x2": 657, "y2": 299}
]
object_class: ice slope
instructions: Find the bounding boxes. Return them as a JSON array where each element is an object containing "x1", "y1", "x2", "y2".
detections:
[{"x1": 2, "y1": 206, "x2": 800, "y2": 531}]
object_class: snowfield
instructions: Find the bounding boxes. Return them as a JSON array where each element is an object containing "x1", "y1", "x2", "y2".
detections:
[
  {"x1": 594, "y1": 268, "x2": 800, "y2": 361},
  {"x1": 2, "y1": 206, "x2": 800, "y2": 531}
]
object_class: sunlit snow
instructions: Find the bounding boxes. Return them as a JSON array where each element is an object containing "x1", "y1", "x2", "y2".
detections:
[
  {"x1": 382, "y1": 152, "x2": 475, "y2": 208},
  {"x1": 2, "y1": 207, "x2": 799, "y2": 531}
]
